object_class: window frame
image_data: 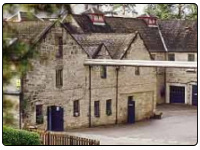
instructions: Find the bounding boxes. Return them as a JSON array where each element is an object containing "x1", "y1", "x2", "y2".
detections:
[
  {"x1": 188, "y1": 54, "x2": 195, "y2": 61},
  {"x1": 106, "y1": 99, "x2": 112, "y2": 116},
  {"x1": 73, "y1": 100, "x2": 80, "y2": 117},
  {"x1": 56, "y1": 68, "x2": 63, "y2": 88},
  {"x1": 55, "y1": 36, "x2": 63, "y2": 59},
  {"x1": 36, "y1": 104, "x2": 43, "y2": 124},
  {"x1": 94, "y1": 101, "x2": 100, "y2": 118},
  {"x1": 100, "y1": 66, "x2": 107, "y2": 79},
  {"x1": 168, "y1": 53, "x2": 175, "y2": 61},
  {"x1": 135, "y1": 67, "x2": 140, "y2": 75}
]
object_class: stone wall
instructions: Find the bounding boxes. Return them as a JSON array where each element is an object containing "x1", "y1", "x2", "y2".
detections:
[
  {"x1": 23, "y1": 22, "x2": 89, "y2": 130},
  {"x1": 118, "y1": 34, "x2": 157, "y2": 123},
  {"x1": 23, "y1": 24, "x2": 157, "y2": 130},
  {"x1": 151, "y1": 52, "x2": 166, "y2": 104},
  {"x1": 166, "y1": 52, "x2": 197, "y2": 105}
]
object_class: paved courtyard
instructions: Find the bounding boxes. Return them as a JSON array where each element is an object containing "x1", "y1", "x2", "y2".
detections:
[{"x1": 67, "y1": 104, "x2": 197, "y2": 145}]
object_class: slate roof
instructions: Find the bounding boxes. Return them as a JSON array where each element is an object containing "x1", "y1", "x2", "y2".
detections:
[
  {"x1": 4, "y1": 13, "x2": 197, "y2": 57},
  {"x1": 158, "y1": 20, "x2": 197, "y2": 52},
  {"x1": 67, "y1": 15, "x2": 166, "y2": 52},
  {"x1": 73, "y1": 33, "x2": 137, "y2": 59},
  {"x1": 5, "y1": 21, "x2": 53, "y2": 44}
]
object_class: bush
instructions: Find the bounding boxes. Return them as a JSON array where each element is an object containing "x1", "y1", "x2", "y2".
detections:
[{"x1": 3, "y1": 126, "x2": 41, "y2": 145}]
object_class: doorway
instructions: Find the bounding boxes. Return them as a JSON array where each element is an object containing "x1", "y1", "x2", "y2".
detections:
[
  {"x1": 47, "y1": 106, "x2": 64, "y2": 131},
  {"x1": 127, "y1": 96, "x2": 135, "y2": 124}
]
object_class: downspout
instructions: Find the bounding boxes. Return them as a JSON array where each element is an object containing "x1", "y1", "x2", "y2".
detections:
[
  {"x1": 19, "y1": 75, "x2": 24, "y2": 129},
  {"x1": 115, "y1": 67, "x2": 119, "y2": 124},
  {"x1": 88, "y1": 66, "x2": 92, "y2": 127},
  {"x1": 157, "y1": 22, "x2": 168, "y2": 103}
]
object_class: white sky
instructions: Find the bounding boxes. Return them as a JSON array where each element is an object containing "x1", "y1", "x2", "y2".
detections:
[
  {"x1": 73, "y1": 4, "x2": 147, "y2": 16},
  {"x1": 4, "y1": 4, "x2": 147, "y2": 18}
]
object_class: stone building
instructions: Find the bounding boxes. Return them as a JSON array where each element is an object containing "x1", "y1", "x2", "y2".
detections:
[{"x1": 4, "y1": 9, "x2": 197, "y2": 130}]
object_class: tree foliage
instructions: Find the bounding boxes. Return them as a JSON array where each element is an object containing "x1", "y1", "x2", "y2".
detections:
[
  {"x1": 84, "y1": 4, "x2": 137, "y2": 16},
  {"x1": 145, "y1": 4, "x2": 197, "y2": 19}
]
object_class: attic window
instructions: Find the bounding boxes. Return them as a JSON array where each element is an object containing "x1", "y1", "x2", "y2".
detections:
[
  {"x1": 90, "y1": 14, "x2": 105, "y2": 26},
  {"x1": 55, "y1": 36, "x2": 63, "y2": 58}
]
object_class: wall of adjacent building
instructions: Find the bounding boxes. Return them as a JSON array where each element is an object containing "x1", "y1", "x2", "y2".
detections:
[{"x1": 166, "y1": 52, "x2": 197, "y2": 105}]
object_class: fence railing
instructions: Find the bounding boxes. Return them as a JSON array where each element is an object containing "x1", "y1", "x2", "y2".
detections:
[{"x1": 30, "y1": 129, "x2": 100, "y2": 145}]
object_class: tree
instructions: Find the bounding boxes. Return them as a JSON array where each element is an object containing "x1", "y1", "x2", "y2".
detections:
[
  {"x1": 186, "y1": 4, "x2": 197, "y2": 19},
  {"x1": 145, "y1": 4, "x2": 175, "y2": 19},
  {"x1": 113, "y1": 4, "x2": 137, "y2": 16},
  {"x1": 145, "y1": 4, "x2": 197, "y2": 20},
  {"x1": 83, "y1": 4, "x2": 137, "y2": 16}
]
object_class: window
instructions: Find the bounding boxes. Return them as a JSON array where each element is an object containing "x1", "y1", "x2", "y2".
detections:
[
  {"x1": 188, "y1": 54, "x2": 195, "y2": 61},
  {"x1": 73, "y1": 100, "x2": 80, "y2": 117},
  {"x1": 56, "y1": 37, "x2": 63, "y2": 58},
  {"x1": 36, "y1": 104, "x2": 43, "y2": 124},
  {"x1": 94, "y1": 15, "x2": 98, "y2": 21},
  {"x1": 106, "y1": 99, "x2": 112, "y2": 116},
  {"x1": 101, "y1": 66, "x2": 107, "y2": 79},
  {"x1": 98, "y1": 16, "x2": 103, "y2": 21},
  {"x1": 128, "y1": 96, "x2": 133, "y2": 103},
  {"x1": 94, "y1": 101, "x2": 100, "y2": 117},
  {"x1": 168, "y1": 54, "x2": 175, "y2": 61},
  {"x1": 151, "y1": 54, "x2": 156, "y2": 60},
  {"x1": 56, "y1": 69, "x2": 63, "y2": 88},
  {"x1": 135, "y1": 67, "x2": 140, "y2": 75}
]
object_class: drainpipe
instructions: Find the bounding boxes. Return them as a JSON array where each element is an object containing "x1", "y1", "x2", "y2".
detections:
[
  {"x1": 19, "y1": 75, "x2": 24, "y2": 129},
  {"x1": 88, "y1": 66, "x2": 92, "y2": 127},
  {"x1": 115, "y1": 67, "x2": 119, "y2": 124},
  {"x1": 157, "y1": 22, "x2": 168, "y2": 103}
]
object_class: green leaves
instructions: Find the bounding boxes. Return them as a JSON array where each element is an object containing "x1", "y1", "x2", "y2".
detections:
[
  {"x1": 3, "y1": 126, "x2": 41, "y2": 145},
  {"x1": 145, "y1": 4, "x2": 197, "y2": 20}
]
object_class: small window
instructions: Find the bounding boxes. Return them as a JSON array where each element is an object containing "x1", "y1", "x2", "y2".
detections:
[
  {"x1": 73, "y1": 100, "x2": 80, "y2": 117},
  {"x1": 56, "y1": 69, "x2": 63, "y2": 88},
  {"x1": 99, "y1": 16, "x2": 103, "y2": 21},
  {"x1": 151, "y1": 54, "x2": 156, "y2": 60},
  {"x1": 188, "y1": 54, "x2": 195, "y2": 61},
  {"x1": 94, "y1": 15, "x2": 98, "y2": 21},
  {"x1": 36, "y1": 104, "x2": 43, "y2": 124},
  {"x1": 94, "y1": 101, "x2": 100, "y2": 117},
  {"x1": 106, "y1": 99, "x2": 112, "y2": 116},
  {"x1": 101, "y1": 66, "x2": 107, "y2": 79},
  {"x1": 168, "y1": 54, "x2": 175, "y2": 61},
  {"x1": 135, "y1": 67, "x2": 140, "y2": 75},
  {"x1": 128, "y1": 96, "x2": 133, "y2": 104},
  {"x1": 56, "y1": 37, "x2": 63, "y2": 58}
]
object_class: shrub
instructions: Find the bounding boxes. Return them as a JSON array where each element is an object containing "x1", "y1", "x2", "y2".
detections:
[{"x1": 3, "y1": 126, "x2": 41, "y2": 145}]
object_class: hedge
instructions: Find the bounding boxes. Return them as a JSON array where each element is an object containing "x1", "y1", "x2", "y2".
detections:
[{"x1": 3, "y1": 126, "x2": 41, "y2": 145}]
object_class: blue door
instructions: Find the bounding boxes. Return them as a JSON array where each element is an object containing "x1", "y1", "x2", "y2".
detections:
[
  {"x1": 192, "y1": 85, "x2": 197, "y2": 106},
  {"x1": 127, "y1": 96, "x2": 135, "y2": 124},
  {"x1": 170, "y1": 86, "x2": 185, "y2": 104},
  {"x1": 47, "y1": 106, "x2": 64, "y2": 131}
]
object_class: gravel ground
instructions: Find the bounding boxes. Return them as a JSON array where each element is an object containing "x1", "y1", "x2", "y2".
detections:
[{"x1": 67, "y1": 104, "x2": 197, "y2": 145}]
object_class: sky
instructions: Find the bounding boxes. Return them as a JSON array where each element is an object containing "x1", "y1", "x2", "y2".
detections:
[
  {"x1": 4, "y1": 4, "x2": 148, "y2": 18},
  {"x1": 73, "y1": 4, "x2": 147, "y2": 16}
]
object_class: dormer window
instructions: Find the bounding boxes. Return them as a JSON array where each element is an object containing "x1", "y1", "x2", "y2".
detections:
[
  {"x1": 83, "y1": 8, "x2": 105, "y2": 26},
  {"x1": 137, "y1": 14, "x2": 158, "y2": 27}
]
